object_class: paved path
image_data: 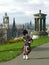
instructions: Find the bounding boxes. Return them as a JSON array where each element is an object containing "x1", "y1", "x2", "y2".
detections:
[{"x1": 0, "y1": 42, "x2": 49, "y2": 65}]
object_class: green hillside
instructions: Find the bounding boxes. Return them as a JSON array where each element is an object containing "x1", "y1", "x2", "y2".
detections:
[{"x1": 0, "y1": 36, "x2": 49, "y2": 62}]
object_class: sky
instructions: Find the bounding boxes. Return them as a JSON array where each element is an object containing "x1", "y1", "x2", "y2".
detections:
[{"x1": 0, "y1": 0, "x2": 49, "y2": 25}]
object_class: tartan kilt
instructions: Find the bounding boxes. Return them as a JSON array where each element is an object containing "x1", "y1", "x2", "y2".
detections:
[
  {"x1": 27, "y1": 46, "x2": 31, "y2": 53},
  {"x1": 22, "y1": 46, "x2": 31, "y2": 53}
]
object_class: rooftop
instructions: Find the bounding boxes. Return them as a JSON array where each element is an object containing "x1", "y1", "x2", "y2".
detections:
[{"x1": 34, "y1": 10, "x2": 47, "y2": 16}]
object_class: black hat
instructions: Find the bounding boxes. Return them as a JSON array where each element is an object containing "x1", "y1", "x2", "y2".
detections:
[{"x1": 23, "y1": 29, "x2": 28, "y2": 35}]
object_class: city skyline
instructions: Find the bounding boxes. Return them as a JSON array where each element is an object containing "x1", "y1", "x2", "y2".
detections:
[{"x1": 0, "y1": 0, "x2": 49, "y2": 24}]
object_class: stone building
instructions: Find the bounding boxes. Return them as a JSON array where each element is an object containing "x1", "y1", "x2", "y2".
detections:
[
  {"x1": 0, "y1": 13, "x2": 25, "y2": 43},
  {"x1": 2, "y1": 13, "x2": 10, "y2": 41},
  {"x1": 3, "y1": 13, "x2": 9, "y2": 29}
]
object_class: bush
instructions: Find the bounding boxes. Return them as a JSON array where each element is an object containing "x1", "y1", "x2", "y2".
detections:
[{"x1": 9, "y1": 37, "x2": 24, "y2": 43}]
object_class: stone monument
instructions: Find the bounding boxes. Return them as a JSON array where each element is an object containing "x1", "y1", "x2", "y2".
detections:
[{"x1": 32, "y1": 10, "x2": 48, "y2": 39}]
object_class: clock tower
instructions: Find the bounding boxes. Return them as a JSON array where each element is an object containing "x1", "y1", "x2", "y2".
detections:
[{"x1": 3, "y1": 13, "x2": 9, "y2": 29}]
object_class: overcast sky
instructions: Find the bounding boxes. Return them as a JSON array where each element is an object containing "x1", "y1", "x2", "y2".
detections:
[{"x1": 0, "y1": 0, "x2": 49, "y2": 25}]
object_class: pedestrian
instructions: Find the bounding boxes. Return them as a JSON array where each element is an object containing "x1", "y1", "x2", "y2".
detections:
[{"x1": 22, "y1": 29, "x2": 32, "y2": 60}]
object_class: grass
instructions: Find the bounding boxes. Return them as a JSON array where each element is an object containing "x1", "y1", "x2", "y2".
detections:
[
  {"x1": 0, "y1": 36, "x2": 49, "y2": 62},
  {"x1": 0, "y1": 42, "x2": 23, "y2": 62},
  {"x1": 31, "y1": 36, "x2": 49, "y2": 48}
]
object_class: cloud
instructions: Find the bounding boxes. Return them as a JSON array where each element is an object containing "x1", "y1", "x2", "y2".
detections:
[
  {"x1": 14, "y1": 0, "x2": 28, "y2": 3},
  {"x1": 0, "y1": 0, "x2": 49, "y2": 14},
  {"x1": 0, "y1": 0, "x2": 49, "y2": 24}
]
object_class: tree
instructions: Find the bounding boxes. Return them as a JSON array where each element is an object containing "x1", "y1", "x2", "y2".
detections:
[{"x1": 0, "y1": 28, "x2": 5, "y2": 44}]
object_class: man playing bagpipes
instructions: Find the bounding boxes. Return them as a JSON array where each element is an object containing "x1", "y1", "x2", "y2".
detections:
[{"x1": 22, "y1": 29, "x2": 32, "y2": 60}]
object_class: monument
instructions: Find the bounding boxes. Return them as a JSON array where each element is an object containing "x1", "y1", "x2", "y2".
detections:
[
  {"x1": 32, "y1": 10, "x2": 48, "y2": 39},
  {"x1": 12, "y1": 18, "x2": 17, "y2": 38}
]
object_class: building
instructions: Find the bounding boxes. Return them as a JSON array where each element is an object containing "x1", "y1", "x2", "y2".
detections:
[
  {"x1": 3, "y1": 13, "x2": 10, "y2": 41},
  {"x1": 3, "y1": 13, "x2": 9, "y2": 29}
]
